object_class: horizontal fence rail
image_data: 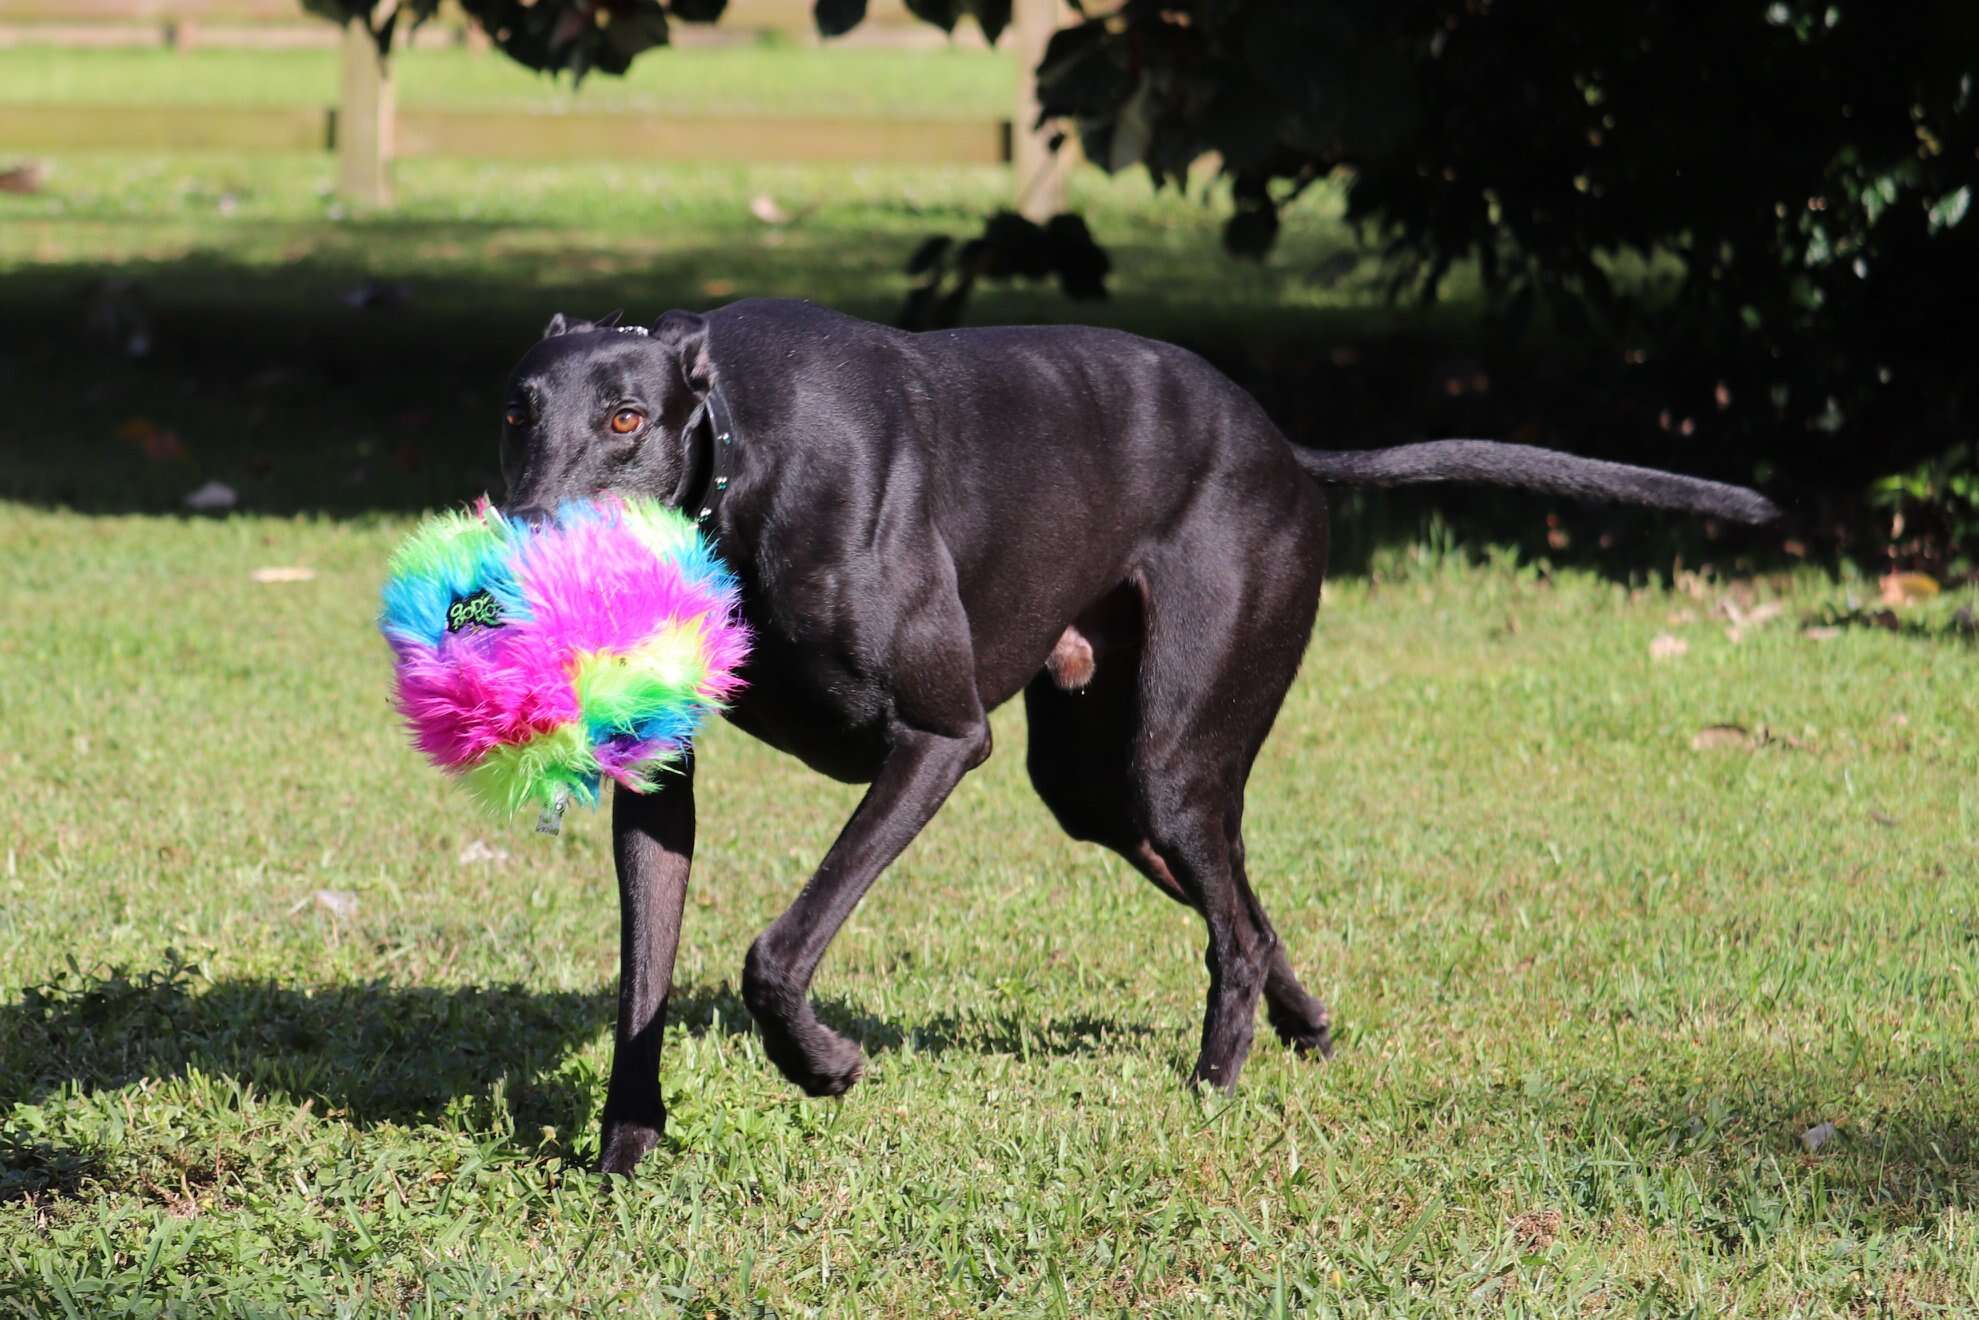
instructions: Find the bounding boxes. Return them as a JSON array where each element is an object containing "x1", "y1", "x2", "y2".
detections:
[
  {"x1": 0, "y1": 0, "x2": 942, "y2": 45},
  {"x1": 0, "y1": 0, "x2": 1064, "y2": 209},
  {"x1": 0, "y1": 102, "x2": 1014, "y2": 166}
]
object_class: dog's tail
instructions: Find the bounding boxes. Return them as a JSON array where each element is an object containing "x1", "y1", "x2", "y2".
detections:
[{"x1": 1294, "y1": 440, "x2": 1780, "y2": 525}]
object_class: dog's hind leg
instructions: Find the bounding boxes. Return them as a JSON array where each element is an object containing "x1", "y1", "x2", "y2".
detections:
[{"x1": 1025, "y1": 548, "x2": 1333, "y2": 1087}]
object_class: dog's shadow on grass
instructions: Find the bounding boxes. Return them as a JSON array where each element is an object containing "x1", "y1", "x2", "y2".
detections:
[
  {"x1": 0, "y1": 962, "x2": 620, "y2": 1136},
  {"x1": 0, "y1": 957, "x2": 1155, "y2": 1196},
  {"x1": 6, "y1": 961, "x2": 1974, "y2": 1229}
]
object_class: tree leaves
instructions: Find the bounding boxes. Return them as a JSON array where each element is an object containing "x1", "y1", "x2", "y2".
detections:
[
  {"x1": 901, "y1": 0, "x2": 961, "y2": 34},
  {"x1": 812, "y1": 0, "x2": 866, "y2": 39},
  {"x1": 1017, "y1": 0, "x2": 1979, "y2": 483},
  {"x1": 963, "y1": 0, "x2": 1011, "y2": 45},
  {"x1": 897, "y1": 0, "x2": 1007, "y2": 42},
  {"x1": 1928, "y1": 185, "x2": 1971, "y2": 233},
  {"x1": 1107, "y1": 80, "x2": 1156, "y2": 173},
  {"x1": 905, "y1": 235, "x2": 952, "y2": 276},
  {"x1": 450, "y1": 0, "x2": 672, "y2": 80},
  {"x1": 898, "y1": 212, "x2": 1109, "y2": 329}
]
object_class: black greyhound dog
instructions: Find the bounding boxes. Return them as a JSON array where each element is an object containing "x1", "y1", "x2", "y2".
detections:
[{"x1": 497, "y1": 299, "x2": 1778, "y2": 1174}]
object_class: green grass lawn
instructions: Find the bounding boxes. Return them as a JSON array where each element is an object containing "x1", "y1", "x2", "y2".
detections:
[
  {"x1": 0, "y1": 44, "x2": 1018, "y2": 119},
  {"x1": 2, "y1": 508, "x2": 1975, "y2": 1314}
]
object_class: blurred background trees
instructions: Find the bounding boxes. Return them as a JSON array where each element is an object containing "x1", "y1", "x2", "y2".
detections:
[{"x1": 4, "y1": 0, "x2": 1975, "y2": 569}]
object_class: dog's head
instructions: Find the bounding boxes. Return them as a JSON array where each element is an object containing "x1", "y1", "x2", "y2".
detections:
[{"x1": 498, "y1": 310, "x2": 711, "y2": 518}]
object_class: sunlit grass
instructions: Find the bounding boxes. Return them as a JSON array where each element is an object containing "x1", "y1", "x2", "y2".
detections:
[{"x1": 2, "y1": 506, "x2": 1975, "y2": 1314}]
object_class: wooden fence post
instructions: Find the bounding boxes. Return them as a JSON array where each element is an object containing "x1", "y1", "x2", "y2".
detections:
[
  {"x1": 1012, "y1": 0, "x2": 1070, "y2": 222},
  {"x1": 338, "y1": 11, "x2": 395, "y2": 207}
]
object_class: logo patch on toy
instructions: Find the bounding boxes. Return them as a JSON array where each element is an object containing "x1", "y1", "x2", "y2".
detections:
[{"x1": 446, "y1": 588, "x2": 504, "y2": 633}]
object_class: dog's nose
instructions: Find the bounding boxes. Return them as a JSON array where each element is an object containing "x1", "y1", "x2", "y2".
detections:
[{"x1": 504, "y1": 504, "x2": 553, "y2": 526}]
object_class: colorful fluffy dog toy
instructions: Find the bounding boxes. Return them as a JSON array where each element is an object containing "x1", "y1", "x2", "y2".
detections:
[{"x1": 378, "y1": 496, "x2": 749, "y2": 825}]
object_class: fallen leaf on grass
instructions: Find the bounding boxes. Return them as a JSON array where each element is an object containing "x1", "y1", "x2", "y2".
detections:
[
  {"x1": 1649, "y1": 633, "x2": 1688, "y2": 660},
  {"x1": 339, "y1": 280, "x2": 411, "y2": 311},
  {"x1": 458, "y1": 839, "x2": 510, "y2": 867},
  {"x1": 1800, "y1": 1121, "x2": 1839, "y2": 1153},
  {"x1": 0, "y1": 161, "x2": 47, "y2": 194},
  {"x1": 1721, "y1": 599, "x2": 1786, "y2": 644},
  {"x1": 1869, "y1": 810, "x2": 1898, "y2": 828},
  {"x1": 1879, "y1": 572, "x2": 1940, "y2": 606},
  {"x1": 288, "y1": 889, "x2": 358, "y2": 919},
  {"x1": 250, "y1": 566, "x2": 315, "y2": 583},
  {"x1": 1802, "y1": 625, "x2": 1842, "y2": 641},
  {"x1": 118, "y1": 418, "x2": 186, "y2": 463},
  {"x1": 1691, "y1": 724, "x2": 1807, "y2": 752},
  {"x1": 1510, "y1": 1209, "x2": 1563, "y2": 1249},
  {"x1": 183, "y1": 480, "x2": 238, "y2": 512}
]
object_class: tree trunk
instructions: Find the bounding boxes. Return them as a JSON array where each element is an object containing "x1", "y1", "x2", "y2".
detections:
[
  {"x1": 1012, "y1": 0, "x2": 1070, "y2": 222},
  {"x1": 338, "y1": 12, "x2": 396, "y2": 208}
]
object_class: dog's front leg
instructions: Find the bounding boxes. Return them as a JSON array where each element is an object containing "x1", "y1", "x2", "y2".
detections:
[
  {"x1": 597, "y1": 765, "x2": 695, "y2": 1175},
  {"x1": 743, "y1": 723, "x2": 989, "y2": 1096}
]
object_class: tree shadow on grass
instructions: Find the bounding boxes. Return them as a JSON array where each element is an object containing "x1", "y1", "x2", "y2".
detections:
[{"x1": 0, "y1": 242, "x2": 1827, "y2": 590}]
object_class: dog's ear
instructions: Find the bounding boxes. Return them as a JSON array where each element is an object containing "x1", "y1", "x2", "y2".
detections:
[
  {"x1": 541, "y1": 311, "x2": 572, "y2": 339},
  {"x1": 651, "y1": 311, "x2": 711, "y2": 392}
]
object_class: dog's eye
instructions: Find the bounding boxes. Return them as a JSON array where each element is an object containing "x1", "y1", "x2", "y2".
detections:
[
  {"x1": 504, "y1": 407, "x2": 527, "y2": 428},
  {"x1": 610, "y1": 408, "x2": 645, "y2": 436}
]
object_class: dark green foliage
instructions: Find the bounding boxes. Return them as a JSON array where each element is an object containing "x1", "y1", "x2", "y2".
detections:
[
  {"x1": 813, "y1": 0, "x2": 867, "y2": 39},
  {"x1": 1032, "y1": 2, "x2": 1979, "y2": 487},
  {"x1": 1871, "y1": 445, "x2": 1979, "y2": 575},
  {"x1": 898, "y1": 0, "x2": 1011, "y2": 43},
  {"x1": 899, "y1": 210, "x2": 1110, "y2": 329}
]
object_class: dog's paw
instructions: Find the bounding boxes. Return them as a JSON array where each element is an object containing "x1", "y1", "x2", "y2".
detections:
[
  {"x1": 597, "y1": 1117, "x2": 663, "y2": 1175},
  {"x1": 785, "y1": 1028, "x2": 866, "y2": 1097},
  {"x1": 1267, "y1": 1001, "x2": 1334, "y2": 1059},
  {"x1": 758, "y1": 1017, "x2": 866, "y2": 1096}
]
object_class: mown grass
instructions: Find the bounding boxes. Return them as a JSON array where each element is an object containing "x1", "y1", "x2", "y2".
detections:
[
  {"x1": 2, "y1": 506, "x2": 1975, "y2": 1315},
  {"x1": 0, "y1": 44, "x2": 1017, "y2": 119}
]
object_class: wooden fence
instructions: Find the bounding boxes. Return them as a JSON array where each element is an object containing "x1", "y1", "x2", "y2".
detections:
[
  {"x1": 0, "y1": 0, "x2": 955, "y2": 49},
  {"x1": 0, "y1": 0, "x2": 1068, "y2": 214}
]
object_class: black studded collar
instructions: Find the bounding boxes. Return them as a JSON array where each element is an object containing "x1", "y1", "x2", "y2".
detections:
[{"x1": 682, "y1": 384, "x2": 738, "y2": 529}]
